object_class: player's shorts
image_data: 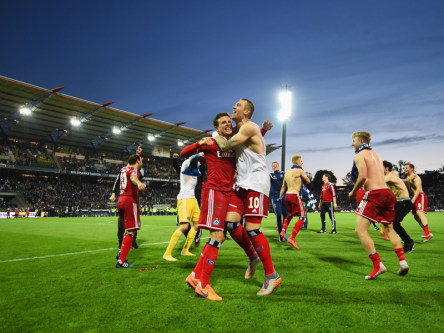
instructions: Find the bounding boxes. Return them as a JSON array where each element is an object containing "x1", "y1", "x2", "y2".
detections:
[
  {"x1": 177, "y1": 198, "x2": 200, "y2": 223},
  {"x1": 227, "y1": 187, "x2": 269, "y2": 223},
  {"x1": 394, "y1": 199, "x2": 412, "y2": 223},
  {"x1": 356, "y1": 188, "x2": 396, "y2": 223},
  {"x1": 198, "y1": 188, "x2": 231, "y2": 231},
  {"x1": 412, "y1": 192, "x2": 428, "y2": 214},
  {"x1": 117, "y1": 197, "x2": 141, "y2": 230},
  {"x1": 285, "y1": 193, "x2": 306, "y2": 218}
]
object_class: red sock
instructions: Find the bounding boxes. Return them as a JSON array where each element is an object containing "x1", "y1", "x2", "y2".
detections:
[
  {"x1": 282, "y1": 216, "x2": 292, "y2": 232},
  {"x1": 291, "y1": 219, "x2": 304, "y2": 238},
  {"x1": 394, "y1": 248, "x2": 406, "y2": 262},
  {"x1": 193, "y1": 244, "x2": 208, "y2": 279},
  {"x1": 249, "y1": 232, "x2": 275, "y2": 276},
  {"x1": 229, "y1": 225, "x2": 256, "y2": 258},
  {"x1": 199, "y1": 244, "x2": 219, "y2": 288},
  {"x1": 423, "y1": 225, "x2": 430, "y2": 235},
  {"x1": 118, "y1": 234, "x2": 133, "y2": 263},
  {"x1": 367, "y1": 253, "x2": 382, "y2": 277}
]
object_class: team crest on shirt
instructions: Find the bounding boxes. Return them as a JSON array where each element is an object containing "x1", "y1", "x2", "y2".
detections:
[
  {"x1": 213, "y1": 218, "x2": 220, "y2": 226},
  {"x1": 187, "y1": 217, "x2": 191, "y2": 221}
]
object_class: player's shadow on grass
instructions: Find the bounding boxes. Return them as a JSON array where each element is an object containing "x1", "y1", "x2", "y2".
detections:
[{"x1": 316, "y1": 255, "x2": 365, "y2": 276}]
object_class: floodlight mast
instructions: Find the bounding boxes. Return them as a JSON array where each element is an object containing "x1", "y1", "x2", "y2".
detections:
[{"x1": 278, "y1": 84, "x2": 292, "y2": 171}]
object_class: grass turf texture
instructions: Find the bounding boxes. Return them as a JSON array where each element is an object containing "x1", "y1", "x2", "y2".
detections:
[{"x1": 0, "y1": 213, "x2": 443, "y2": 332}]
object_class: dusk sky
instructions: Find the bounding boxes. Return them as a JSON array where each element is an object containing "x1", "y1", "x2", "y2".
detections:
[{"x1": 2, "y1": 1, "x2": 444, "y2": 184}]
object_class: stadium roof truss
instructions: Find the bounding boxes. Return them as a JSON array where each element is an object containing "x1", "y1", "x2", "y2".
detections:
[{"x1": 0, "y1": 75, "x2": 214, "y2": 154}]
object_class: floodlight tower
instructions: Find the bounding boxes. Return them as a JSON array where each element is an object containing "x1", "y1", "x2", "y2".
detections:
[{"x1": 278, "y1": 84, "x2": 292, "y2": 171}]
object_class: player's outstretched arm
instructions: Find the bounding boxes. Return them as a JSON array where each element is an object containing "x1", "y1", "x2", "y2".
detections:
[
  {"x1": 181, "y1": 138, "x2": 213, "y2": 158},
  {"x1": 214, "y1": 122, "x2": 254, "y2": 151}
]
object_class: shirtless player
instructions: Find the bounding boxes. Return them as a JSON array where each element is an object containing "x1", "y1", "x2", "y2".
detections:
[
  {"x1": 383, "y1": 161, "x2": 415, "y2": 253},
  {"x1": 279, "y1": 155, "x2": 311, "y2": 249},
  {"x1": 403, "y1": 163, "x2": 433, "y2": 242},
  {"x1": 348, "y1": 131, "x2": 409, "y2": 280}
]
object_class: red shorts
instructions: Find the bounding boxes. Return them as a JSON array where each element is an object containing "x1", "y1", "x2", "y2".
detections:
[
  {"x1": 117, "y1": 197, "x2": 141, "y2": 230},
  {"x1": 198, "y1": 188, "x2": 231, "y2": 231},
  {"x1": 356, "y1": 188, "x2": 396, "y2": 223},
  {"x1": 285, "y1": 193, "x2": 306, "y2": 218},
  {"x1": 412, "y1": 192, "x2": 428, "y2": 214},
  {"x1": 227, "y1": 187, "x2": 269, "y2": 223}
]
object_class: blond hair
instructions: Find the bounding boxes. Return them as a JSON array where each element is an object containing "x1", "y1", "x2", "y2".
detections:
[
  {"x1": 352, "y1": 131, "x2": 372, "y2": 143},
  {"x1": 292, "y1": 155, "x2": 301, "y2": 164}
]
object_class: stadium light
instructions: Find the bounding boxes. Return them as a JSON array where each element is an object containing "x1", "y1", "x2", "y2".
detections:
[
  {"x1": 19, "y1": 106, "x2": 33, "y2": 116},
  {"x1": 70, "y1": 118, "x2": 81, "y2": 127},
  {"x1": 147, "y1": 134, "x2": 155, "y2": 141},
  {"x1": 278, "y1": 89, "x2": 292, "y2": 122},
  {"x1": 177, "y1": 140, "x2": 184, "y2": 147},
  {"x1": 112, "y1": 127, "x2": 121, "y2": 135},
  {"x1": 278, "y1": 84, "x2": 292, "y2": 170}
]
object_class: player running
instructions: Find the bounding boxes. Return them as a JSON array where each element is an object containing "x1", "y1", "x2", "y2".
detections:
[
  {"x1": 348, "y1": 131, "x2": 409, "y2": 280},
  {"x1": 279, "y1": 155, "x2": 311, "y2": 249},
  {"x1": 403, "y1": 163, "x2": 433, "y2": 242}
]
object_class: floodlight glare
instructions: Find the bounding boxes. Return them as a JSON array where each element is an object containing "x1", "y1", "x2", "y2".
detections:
[
  {"x1": 148, "y1": 134, "x2": 155, "y2": 141},
  {"x1": 112, "y1": 127, "x2": 121, "y2": 134},
  {"x1": 19, "y1": 106, "x2": 32, "y2": 116},
  {"x1": 71, "y1": 118, "x2": 81, "y2": 127},
  {"x1": 278, "y1": 90, "x2": 292, "y2": 121},
  {"x1": 278, "y1": 110, "x2": 291, "y2": 122},
  {"x1": 177, "y1": 140, "x2": 184, "y2": 147}
]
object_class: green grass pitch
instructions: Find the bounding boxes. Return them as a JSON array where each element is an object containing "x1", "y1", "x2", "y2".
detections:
[{"x1": 1, "y1": 212, "x2": 443, "y2": 332}]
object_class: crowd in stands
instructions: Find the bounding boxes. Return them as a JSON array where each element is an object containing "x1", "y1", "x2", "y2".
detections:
[
  {"x1": 0, "y1": 175, "x2": 179, "y2": 216},
  {"x1": 0, "y1": 138, "x2": 179, "y2": 179}
]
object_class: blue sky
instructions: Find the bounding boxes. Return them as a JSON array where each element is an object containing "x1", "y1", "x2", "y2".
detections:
[{"x1": 2, "y1": 1, "x2": 443, "y2": 183}]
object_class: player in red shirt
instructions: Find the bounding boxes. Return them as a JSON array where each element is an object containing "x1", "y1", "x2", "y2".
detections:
[
  {"x1": 318, "y1": 174, "x2": 338, "y2": 234},
  {"x1": 182, "y1": 112, "x2": 262, "y2": 301},
  {"x1": 115, "y1": 154, "x2": 146, "y2": 268}
]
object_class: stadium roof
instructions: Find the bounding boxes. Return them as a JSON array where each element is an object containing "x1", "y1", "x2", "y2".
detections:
[{"x1": 0, "y1": 75, "x2": 281, "y2": 155}]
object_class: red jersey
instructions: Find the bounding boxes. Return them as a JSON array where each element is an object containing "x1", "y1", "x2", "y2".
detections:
[
  {"x1": 118, "y1": 166, "x2": 140, "y2": 202},
  {"x1": 321, "y1": 182, "x2": 336, "y2": 202},
  {"x1": 356, "y1": 186, "x2": 365, "y2": 203},
  {"x1": 181, "y1": 138, "x2": 236, "y2": 193}
]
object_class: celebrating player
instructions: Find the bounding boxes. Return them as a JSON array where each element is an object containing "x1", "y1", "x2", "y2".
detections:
[
  {"x1": 115, "y1": 154, "x2": 146, "y2": 268},
  {"x1": 383, "y1": 161, "x2": 415, "y2": 253},
  {"x1": 214, "y1": 98, "x2": 281, "y2": 296},
  {"x1": 403, "y1": 163, "x2": 433, "y2": 242},
  {"x1": 279, "y1": 155, "x2": 311, "y2": 249},
  {"x1": 348, "y1": 131, "x2": 409, "y2": 280}
]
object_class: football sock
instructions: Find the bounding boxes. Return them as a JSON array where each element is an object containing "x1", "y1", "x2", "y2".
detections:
[
  {"x1": 367, "y1": 252, "x2": 382, "y2": 277},
  {"x1": 228, "y1": 223, "x2": 256, "y2": 258},
  {"x1": 282, "y1": 216, "x2": 292, "y2": 233},
  {"x1": 199, "y1": 239, "x2": 220, "y2": 288},
  {"x1": 165, "y1": 229, "x2": 182, "y2": 256},
  {"x1": 247, "y1": 229, "x2": 275, "y2": 276},
  {"x1": 183, "y1": 228, "x2": 197, "y2": 253},
  {"x1": 193, "y1": 244, "x2": 209, "y2": 279},
  {"x1": 423, "y1": 224, "x2": 430, "y2": 235},
  {"x1": 291, "y1": 219, "x2": 304, "y2": 238},
  {"x1": 118, "y1": 233, "x2": 134, "y2": 263},
  {"x1": 394, "y1": 248, "x2": 406, "y2": 262}
]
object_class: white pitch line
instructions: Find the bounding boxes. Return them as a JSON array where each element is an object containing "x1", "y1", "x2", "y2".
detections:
[
  {"x1": 0, "y1": 241, "x2": 170, "y2": 263},
  {"x1": 0, "y1": 229, "x2": 275, "y2": 264}
]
